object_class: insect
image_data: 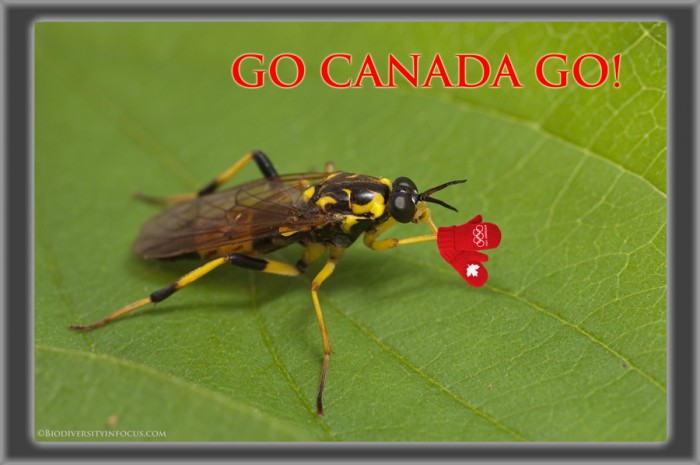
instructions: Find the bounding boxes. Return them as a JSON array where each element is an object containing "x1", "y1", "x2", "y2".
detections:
[{"x1": 69, "y1": 150, "x2": 466, "y2": 415}]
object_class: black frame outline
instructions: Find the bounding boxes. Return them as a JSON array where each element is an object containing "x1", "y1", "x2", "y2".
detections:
[{"x1": 2, "y1": 1, "x2": 697, "y2": 463}]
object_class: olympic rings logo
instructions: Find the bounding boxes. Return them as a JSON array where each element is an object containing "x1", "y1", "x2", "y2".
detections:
[{"x1": 473, "y1": 224, "x2": 486, "y2": 248}]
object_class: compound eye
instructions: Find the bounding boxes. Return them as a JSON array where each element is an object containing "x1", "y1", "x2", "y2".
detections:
[
  {"x1": 392, "y1": 176, "x2": 417, "y2": 193},
  {"x1": 388, "y1": 192, "x2": 416, "y2": 223}
]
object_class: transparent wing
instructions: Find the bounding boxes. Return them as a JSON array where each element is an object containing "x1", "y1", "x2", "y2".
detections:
[{"x1": 132, "y1": 173, "x2": 332, "y2": 258}]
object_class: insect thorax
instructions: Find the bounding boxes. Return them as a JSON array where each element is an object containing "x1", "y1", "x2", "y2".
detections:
[{"x1": 301, "y1": 172, "x2": 393, "y2": 248}]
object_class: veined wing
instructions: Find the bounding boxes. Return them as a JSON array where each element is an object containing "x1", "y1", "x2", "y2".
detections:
[{"x1": 133, "y1": 173, "x2": 332, "y2": 259}]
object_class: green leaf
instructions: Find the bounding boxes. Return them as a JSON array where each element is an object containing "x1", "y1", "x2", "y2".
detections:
[{"x1": 35, "y1": 22, "x2": 666, "y2": 441}]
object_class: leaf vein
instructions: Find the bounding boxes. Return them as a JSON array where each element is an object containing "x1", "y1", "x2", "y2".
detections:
[
  {"x1": 322, "y1": 297, "x2": 528, "y2": 441},
  {"x1": 247, "y1": 273, "x2": 338, "y2": 440},
  {"x1": 484, "y1": 284, "x2": 666, "y2": 395},
  {"x1": 35, "y1": 344, "x2": 311, "y2": 440},
  {"x1": 433, "y1": 94, "x2": 665, "y2": 198},
  {"x1": 387, "y1": 253, "x2": 666, "y2": 395}
]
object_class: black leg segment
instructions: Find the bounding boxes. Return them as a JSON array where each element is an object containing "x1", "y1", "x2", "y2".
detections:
[
  {"x1": 150, "y1": 282, "x2": 179, "y2": 303},
  {"x1": 225, "y1": 253, "x2": 268, "y2": 271},
  {"x1": 196, "y1": 150, "x2": 278, "y2": 197},
  {"x1": 198, "y1": 181, "x2": 221, "y2": 196},
  {"x1": 295, "y1": 258, "x2": 308, "y2": 273},
  {"x1": 252, "y1": 150, "x2": 278, "y2": 179}
]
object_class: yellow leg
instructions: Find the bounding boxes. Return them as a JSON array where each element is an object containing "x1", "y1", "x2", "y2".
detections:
[
  {"x1": 363, "y1": 217, "x2": 397, "y2": 249},
  {"x1": 296, "y1": 243, "x2": 328, "y2": 272},
  {"x1": 364, "y1": 205, "x2": 438, "y2": 251},
  {"x1": 412, "y1": 203, "x2": 439, "y2": 233},
  {"x1": 69, "y1": 253, "x2": 300, "y2": 331},
  {"x1": 310, "y1": 247, "x2": 344, "y2": 415},
  {"x1": 324, "y1": 161, "x2": 335, "y2": 173},
  {"x1": 423, "y1": 210, "x2": 439, "y2": 234},
  {"x1": 134, "y1": 150, "x2": 277, "y2": 206}
]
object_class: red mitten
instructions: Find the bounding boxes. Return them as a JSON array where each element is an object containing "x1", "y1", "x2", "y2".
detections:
[
  {"x1": 438, "y1": 215, "x2": 502, "y2": 252},
  {"x1": 437, "y1": 215, "x2": 502, "y2": 287},
  {"x1": 463, "y1": 260, "x2": 489, "y2": 287},
  {"x1": 441, "y1": 250, "x2": 490, "y2": 287}
]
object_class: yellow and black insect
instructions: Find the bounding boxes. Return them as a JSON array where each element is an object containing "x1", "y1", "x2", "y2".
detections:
[{"x1": 69, "y1": 150, "x2": 465, "y2": 415}]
